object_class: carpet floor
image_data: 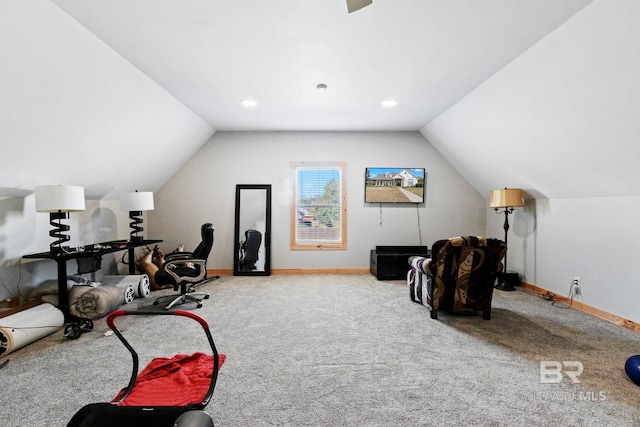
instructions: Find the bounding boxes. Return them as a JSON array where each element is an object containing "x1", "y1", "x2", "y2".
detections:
[{"x1": 2, "y1": 274, "x2": 639, "y2": 426}]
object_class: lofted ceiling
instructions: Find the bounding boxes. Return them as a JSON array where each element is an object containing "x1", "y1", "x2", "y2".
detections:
[
  {"x1": 0, "y1": 0, "x2": 595, "y2": 200},
  {"x1": 51, "y1": 0, "x2": 592, "y2": 131}
]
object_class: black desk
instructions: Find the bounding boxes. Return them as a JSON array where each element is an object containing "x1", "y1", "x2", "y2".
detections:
[{"x1": 23, "y1": 239, "x2": 161, "y2": 319}]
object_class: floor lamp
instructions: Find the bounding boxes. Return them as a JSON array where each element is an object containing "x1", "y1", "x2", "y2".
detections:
[
  {"x1": 489, "y1": 188, "x2": 524, "y2": 291},
  {"x1": 121, "y1": 191, "x2": 154, "y2": 242},
  {"x1": 35, "y1": 185, "x2": 86, "y2": 253}
]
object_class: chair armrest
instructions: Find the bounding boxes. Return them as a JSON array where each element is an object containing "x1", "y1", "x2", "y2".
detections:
[
  {"x1": 408, "y1": 256, "x2": 433, "y2": 275},
  {"x1": 163, "y1": 258, "x2": 207, "y2": 284},
  {"x1": 164, "y1": 256, "x2": 203, "y2": 268},
  {"x1": 164, "y1": 251, "x2": 195, "y2": 262}
]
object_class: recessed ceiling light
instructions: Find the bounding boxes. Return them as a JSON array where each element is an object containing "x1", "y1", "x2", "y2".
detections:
[
  {"x1": 382, "y1": 99, "x2": 398, "y2": 108},
  {"x1": 241, "y1": 99, "x2": 257, "y2": 108},
  {"x1": 316, "y1": 83, "x2": 328, "y2": 90}
]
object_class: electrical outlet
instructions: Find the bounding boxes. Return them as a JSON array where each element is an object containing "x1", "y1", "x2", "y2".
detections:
[{"x1": 573, "y1": 276, "x2": 581, "y2": 294}]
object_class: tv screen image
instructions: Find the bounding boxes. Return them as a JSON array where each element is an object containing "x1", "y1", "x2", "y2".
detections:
[{"x1": 365, "y1": 167, "x2": 425, "y2": 204}]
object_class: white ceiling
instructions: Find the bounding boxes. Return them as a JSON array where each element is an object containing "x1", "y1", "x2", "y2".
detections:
[
  {"x1": 423, "y1": 0, "x2": 640, "y2": 199},
  {"x1": 1, "y1": 0, "x2": 597, "y2": 200},
  {"x1": 51, "y1": 0, "x2": 593, "y2": 131}
]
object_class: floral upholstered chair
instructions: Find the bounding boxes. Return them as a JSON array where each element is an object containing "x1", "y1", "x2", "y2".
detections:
[{"x1": 408, "y1": 236, "x2": 506, "y2": 320}]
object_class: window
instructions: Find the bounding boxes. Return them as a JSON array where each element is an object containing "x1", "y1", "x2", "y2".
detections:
[{"x1": 291, "y1": 161, "x2": 347, "y2": 250}]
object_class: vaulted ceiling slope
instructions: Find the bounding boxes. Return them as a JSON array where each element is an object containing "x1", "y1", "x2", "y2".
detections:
[
  {"x1": 421, "y1": 0, "x2": 640, "y2": 199},
  {"x1": 0, "y1": 1, "x2": 214, "y2": 200},
  {"x1": 1, "y1": 1, "x2": 594, "y2": 200}
]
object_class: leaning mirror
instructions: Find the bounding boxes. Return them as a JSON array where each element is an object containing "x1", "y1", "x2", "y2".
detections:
[{"x1": 233, "y1": 184, "x2": 271, "y2": 276}]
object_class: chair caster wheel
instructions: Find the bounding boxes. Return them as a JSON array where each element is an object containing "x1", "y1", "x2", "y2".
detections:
[
  {"x1": 204, "y1": 295, "x2": 210, "y2": 300},
  {"x1": 79, "y1": 319, "x2": 93, "y2": 332},
  {"x1": 196, "y1": 303, "x2": 202, "y2": 309},
  {"x1": 153, "y1": 301, "x2": 159, "y2": 306},
  {"x1": 64, "y1": 324, "x2": 82, "y2": 340}
]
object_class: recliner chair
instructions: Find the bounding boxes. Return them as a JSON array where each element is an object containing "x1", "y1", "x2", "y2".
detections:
[
  {"x1": 408, "y1": 236, "x2": 506, "y2": 320},
  {"x1": 154, "y1": 223, "x2": 218, "y2": 310},
  {"x1": 238, "y1": 229, "x2": 262, "y2": 272}
]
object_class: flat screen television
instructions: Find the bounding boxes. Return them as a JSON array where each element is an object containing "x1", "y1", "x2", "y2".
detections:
[{"x1": 365, "y1": 167, "x2": 425, "y2": 204}]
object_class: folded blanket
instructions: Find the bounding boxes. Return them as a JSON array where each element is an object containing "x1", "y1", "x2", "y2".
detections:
[
  {"x1": 70, "y1": 284, "x2": 124, "y2": 320},
  {"x1": 113, "y1": 352, "x2": 226, "y2": 406}
]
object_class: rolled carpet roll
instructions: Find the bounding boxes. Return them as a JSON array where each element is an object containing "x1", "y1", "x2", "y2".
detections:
[
  {"x1": 114, "y1": 283, "x2": 135, "y2": 304},
  {"x1": 0, "y1": 303, "x2": 64, "y2": 357},
  {"x1": 99, "y1": 280, "x2": 135, "y2": 304},
  {"x1": 101, "y1": 275, "x2": 150, "y2": 298},
  {"x1": 70, "y1": 285, "x2": 125, "y2": 320}
]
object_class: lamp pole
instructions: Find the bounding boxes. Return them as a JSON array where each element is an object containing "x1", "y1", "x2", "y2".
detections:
[
  {"x1": 494, "y1": 206, "x2": 515, "y2": 291},
  {"x1": 489, "y1": 188, "x2": 524, "y2": 291}
]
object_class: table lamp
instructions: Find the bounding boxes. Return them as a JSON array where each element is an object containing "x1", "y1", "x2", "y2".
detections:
[
  {"x1": 35, "y1": 185, "x2": 86, "y2": 253},
  {"x1": 489, "y1": 188, "x2": 524, "y2": 291},
  {"x1": 121, "y1": 191, "x2": 154, "y2": 242}
]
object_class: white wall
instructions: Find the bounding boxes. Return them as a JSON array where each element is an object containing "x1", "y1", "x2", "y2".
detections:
[
  {"x1": 429, "y1": 0, "x2": 640, "y2": 324},
  {"x1": 487, "y1": 196, "x2": 640, "y2": 324},
  {"x1": 0, "y1": 131, "x2": 483, "y2": 301},
  {"x1": 149, "y1": 131, "x2": 486, "y2": 270}
]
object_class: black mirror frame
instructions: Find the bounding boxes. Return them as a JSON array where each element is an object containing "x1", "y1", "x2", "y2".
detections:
[{"x1": 233, "y1": 184, "x2": 271, "y2": 276}]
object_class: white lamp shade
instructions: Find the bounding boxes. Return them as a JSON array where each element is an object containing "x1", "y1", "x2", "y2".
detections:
[
  {"x1": 489, "y1": 188, "x2": 524, "y2": 208},
  {"x1": 35, "y1": 185, "x2": 85, "y2": 212},
  {"x1": 121, "y1": 191, "x2": 154, "y2": 212}
]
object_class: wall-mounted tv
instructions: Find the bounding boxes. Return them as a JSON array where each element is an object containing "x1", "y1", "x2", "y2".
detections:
[{"x1": 365, "y1": 167, "x2": 425, "y2": 204}]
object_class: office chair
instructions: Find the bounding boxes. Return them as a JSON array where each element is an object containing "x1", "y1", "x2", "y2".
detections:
[
  {"x1": 238, "y1": 229, "x2": 262, "y2": 272},
  {"x1": 154, "y1": 223, "x2": 218, "y2": 310}
]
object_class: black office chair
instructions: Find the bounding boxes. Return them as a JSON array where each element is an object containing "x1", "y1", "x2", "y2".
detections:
[
  {"x1": 153, "y1": 223, "x2": 218, "y2": 309},
  {"x1": 238, "y1": 229, "x2": 262, "y2": 272}
]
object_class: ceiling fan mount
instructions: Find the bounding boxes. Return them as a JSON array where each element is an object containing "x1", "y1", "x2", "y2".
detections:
[{"x1": 346, "y1": 0, "x2": 373, "y2": 14}]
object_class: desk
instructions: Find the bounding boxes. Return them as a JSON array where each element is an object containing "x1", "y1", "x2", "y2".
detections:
[{"x1": 23, "y1": 239, "x2": 161, "y2": 320}]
